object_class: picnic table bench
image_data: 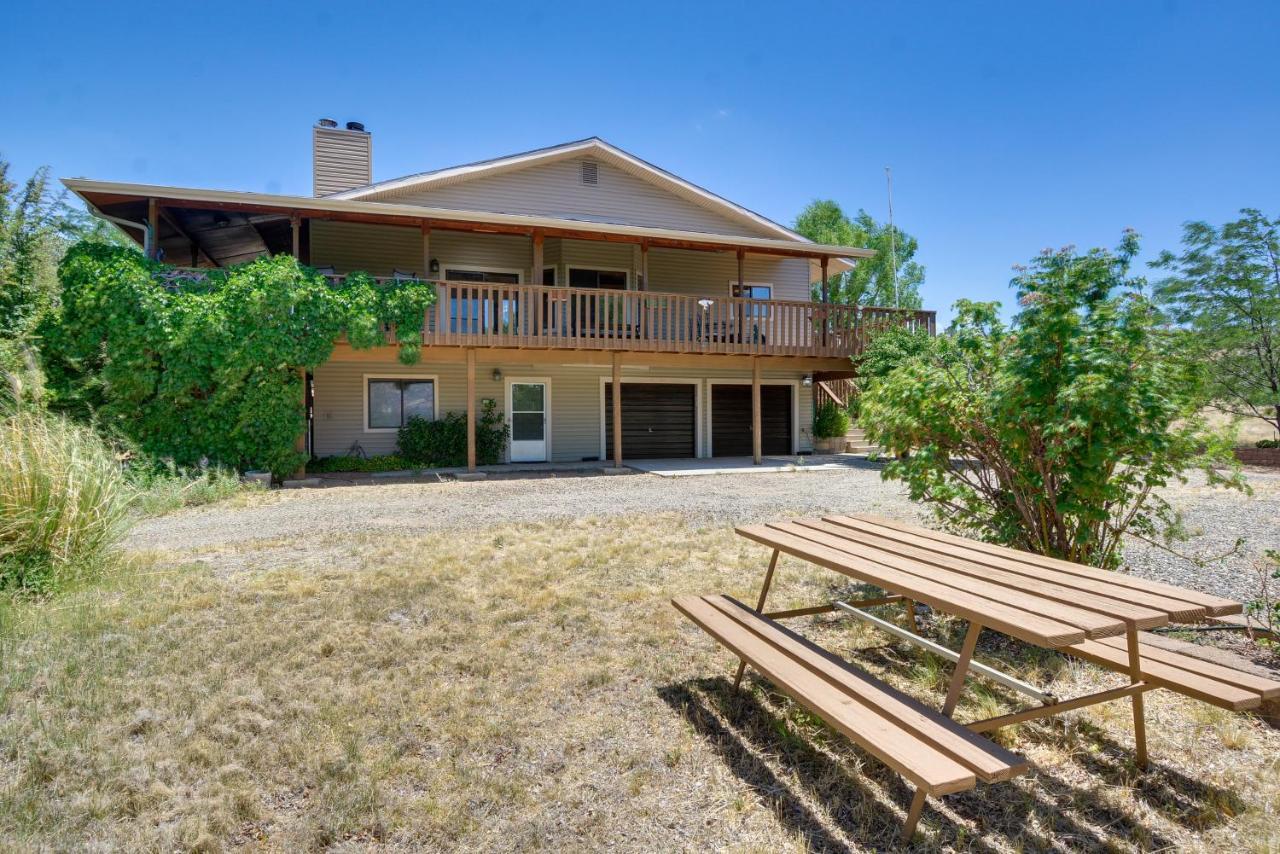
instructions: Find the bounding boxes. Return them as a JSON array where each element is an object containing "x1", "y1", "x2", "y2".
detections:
[{"x1": 673, "y1": 513, "x2": 1279, "y2": 843}]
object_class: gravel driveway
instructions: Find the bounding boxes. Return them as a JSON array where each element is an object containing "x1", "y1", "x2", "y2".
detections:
[{"x1": 128, "y1": 460, "x2": 1280, "y2": 604}]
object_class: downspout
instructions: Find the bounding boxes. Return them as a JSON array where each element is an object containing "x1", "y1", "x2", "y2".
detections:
[{"x1": 86, "y1": 202, "x2": 152, "y2": 257}]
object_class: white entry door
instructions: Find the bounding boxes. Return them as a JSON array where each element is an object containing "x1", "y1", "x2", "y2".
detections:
[{"x1": 508, "y1": 381, "x2": 548, "y2": 462}]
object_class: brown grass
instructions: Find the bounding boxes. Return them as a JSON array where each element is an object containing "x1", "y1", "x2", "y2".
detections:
[{"x1": 1, "y1": 514, "x2": 1277, "y2": 851}]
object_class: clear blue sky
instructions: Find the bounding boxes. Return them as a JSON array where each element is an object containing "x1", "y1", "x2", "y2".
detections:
[{"x1": 4, "y1": 1, "x2": 1276, "y2": 324}]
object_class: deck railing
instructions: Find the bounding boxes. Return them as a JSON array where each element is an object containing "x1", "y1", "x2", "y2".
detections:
[
  {"x1": 416, "y1": 280, "x2": 933, "y2": 358},
  {"x1": 155, "y1": 268, "x2": 935, "y2": 358}
]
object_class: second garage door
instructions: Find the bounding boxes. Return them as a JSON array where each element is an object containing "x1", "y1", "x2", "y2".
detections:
[
  {"x1": 604, "y1": 383, "x2": 696, "y2": 459},
  {"x1": 711, "y1": 384, "x2": 793, "y2": 456}
]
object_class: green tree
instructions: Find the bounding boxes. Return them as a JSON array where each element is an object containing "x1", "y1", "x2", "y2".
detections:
[
  {"x1": 793, "y1": 200, "x2": 923, "y2": 309},
  {"x1": 860, "y1": 232, "x2": 1242, "y2": 569},
  {"x1": 0, "y1": 157, "x2": 130, "y2": 375},
  {"x1": 1152, "y1": 209, "x2": 1280, "y2": 438}
]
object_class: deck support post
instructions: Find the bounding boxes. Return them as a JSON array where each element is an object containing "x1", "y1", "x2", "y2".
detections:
[
  {"x1": 1126, "y1": 623, "x2": 1148, "y2": 768},
  {"x1": 611, "y1": 351, "x2": 623, "y2": 468},
  {"x1": 291, "y1": 214, "x2": 301, "y2": 259},
  {"x1": 640, "y1": 240, "x2": 649, "y2": 291},
  {"x1": 531, "y1": 229, "x2": 544, "y2": 286},
  {"x1": 292, "y1": 368, "x2": 307, "y2": 478},
  {"x1": 734, "y1": 548, "x2": 780, "y2": 689},
  {"x1": 942, "y1": 621, "x2": 981, "y2": 718},
  {"x1": 466, "y1": 348, "x2": 477, "y2": 471},
  {"x1": 751, "y1": 356, "x2": 762, "y2": 465},
  {"x1": 147, "y1": 198, "x2": 159, "y2": 259},
  {"x1": 819, "y1": 256, "x2": 830, "y2": 349},
  {"x1": 421, "y1": 221, "x2": 431, "y2": 279}
]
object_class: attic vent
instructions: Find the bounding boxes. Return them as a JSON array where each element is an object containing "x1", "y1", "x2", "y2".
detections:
[{"x1": 580, "y1": 160, "x2": 598, "y2": 186}]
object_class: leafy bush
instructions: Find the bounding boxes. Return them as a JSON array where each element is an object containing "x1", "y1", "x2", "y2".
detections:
[
  {"x1": 398, "y1": 400, "x2": 509, "y2": 467},
  {"x1": 309, "y1": 455, "x2": 410, "y2": 473},
  {"x1": 860, "y1": 233, "x2": 1243, "y2": 569},
  {"x1": 125, "y1": 460, "x2": 256, "y2": 516},
  {"x1": 813, "y1": 401, "x2": 851, "y2": 439},
  {"x1": 0, "y1": 409, "x2": 131, "y2": 593},
  {"x1": 39, "y1": 243, "x2": 435, "y2": 476},
  {"x1": 1256, "y1": 439, "x2": 1279, "y2": 449}
]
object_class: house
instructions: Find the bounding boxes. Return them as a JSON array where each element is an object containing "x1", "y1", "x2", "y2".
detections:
[{"x1": 64, "y1": 120, "x2": 934, "y2": 473}]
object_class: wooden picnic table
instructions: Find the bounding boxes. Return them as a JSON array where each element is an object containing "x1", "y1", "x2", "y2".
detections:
[{"x1": 676, "y1": 512, "x2": 1273, "y2": 842}]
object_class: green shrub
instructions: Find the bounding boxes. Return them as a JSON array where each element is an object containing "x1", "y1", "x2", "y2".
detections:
[
  {"x1": 397, "y1": 400, "x2": 509, "y2": 467},
  {"x1": 309, "y1": 455, "x2": 410, "y2": 473},
  {"x1": 40, "y1": 243, "x2": 436, "y2": 477},
  {"x1": 813, "y1": 401, "x2": 851, "y2": 439},
  {"x1": 1256, "y1": 439, "x2": 1279, "y2": 449},
  {"x1": 125, "y1": 460, "x2": 256, "y2": 516},
  {"x1": 0, "y1": 410, "x2": 131, "y2": 593}
]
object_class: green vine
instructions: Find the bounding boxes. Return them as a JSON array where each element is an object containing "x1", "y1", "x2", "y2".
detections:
[{"x1": 40, "y1": 242, "x2": 437, "y2": 476}]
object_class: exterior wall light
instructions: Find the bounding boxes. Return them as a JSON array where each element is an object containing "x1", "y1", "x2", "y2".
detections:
[
  {"x1": 802, "y1": 374, "x2": 813, "y2": 387},
  {"x1": 492, "y1": 368, "x2": 503, "y2": 383}
]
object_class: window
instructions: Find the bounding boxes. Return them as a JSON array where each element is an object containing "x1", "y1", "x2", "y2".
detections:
[
  {"x1": 731, "y1": 282, "x2": 773, "y2": 317},
  {"x1": 367, "y1": 378, "x2": 435, "y2": 429},
  {"x1": 569, "y1": 268, "x2": 627, "y2": 290},
  {"x1": 443, "y1": 269, "x2": 521, "y2": 333}
]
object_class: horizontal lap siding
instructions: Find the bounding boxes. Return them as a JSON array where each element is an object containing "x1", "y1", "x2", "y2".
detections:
[
  {"x1": 390, "y1": 158, "x2": 774, "y2": 236},
  {"x1": 648, "y1": 249, "x2": 811, "y2": 303},
  {"x1": 313, "y1": 359, "x2": 814, "y2": 461}
]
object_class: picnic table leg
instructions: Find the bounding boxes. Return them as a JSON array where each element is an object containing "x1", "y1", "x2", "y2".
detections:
[
  {"x1": 941, "y1": 621, "x2": 982, "y2": 718},
  {"x1": 901, "y1": 788, "x2": 927, "y2": 844},
  {"x1": 903, "y1": 597, "x2": 918, "y2": 633},
  {"x1": 733, "y1": 549, "x2": 780, "y2": 690},
  {"x1": 1125, "y1": 623, "x2": 1148, "y2": 769}
]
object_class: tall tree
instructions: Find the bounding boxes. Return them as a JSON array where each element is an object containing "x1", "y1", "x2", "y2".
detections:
[
  {"x1": 793, "y1": 199, "x2": 924, "y2": 309},
  {"x1": 0, "y1": 157, "x2": 127, "y2": 342},
  {"x1": 859, "y1": 232, "x2": 1241, "y2": 569},
  {"x1": 1153, "y1": 209, "x2": 1280, "y2": 437}
]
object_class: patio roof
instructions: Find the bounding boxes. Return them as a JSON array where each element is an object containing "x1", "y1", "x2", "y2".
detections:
[{"x1": 63, "y1": 178, "x2": 873, "y2": 271}]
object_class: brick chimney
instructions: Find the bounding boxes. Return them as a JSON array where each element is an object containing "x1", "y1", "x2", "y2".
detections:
[{"x1": 312, "y1": 119, "x2": 372, "y2": 196}]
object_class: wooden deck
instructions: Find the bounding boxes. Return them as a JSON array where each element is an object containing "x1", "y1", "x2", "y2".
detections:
[{"x1": 419, "y1": 280, "x2": 933, "y2": 358}]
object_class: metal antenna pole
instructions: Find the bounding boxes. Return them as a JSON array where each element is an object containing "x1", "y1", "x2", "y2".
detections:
[{"x1": 886, "y1": 166, "x2": 899, "y2": 309}]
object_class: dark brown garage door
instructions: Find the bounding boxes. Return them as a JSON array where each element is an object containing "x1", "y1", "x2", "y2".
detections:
[
  {"x1": 604, "y1": 383, "x2": 696, "y2": 459},
  {"x1": 711, "y1": 384, "x2": 792, "y2": 456}
]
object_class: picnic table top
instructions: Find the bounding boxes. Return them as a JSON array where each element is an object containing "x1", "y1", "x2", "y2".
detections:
[{"x1": 735, "y1": 514, "x2": 1243, "y2": 649}]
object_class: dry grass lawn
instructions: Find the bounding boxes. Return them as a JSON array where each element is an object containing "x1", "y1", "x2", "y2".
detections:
[{"x1": 2, "y1": 514, "x2": 1278, "y2": 851}]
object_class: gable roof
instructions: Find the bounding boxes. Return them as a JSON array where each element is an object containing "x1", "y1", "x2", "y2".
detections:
[{"x1": 327, "y1": 137, "x2": 812, "y2": 244}]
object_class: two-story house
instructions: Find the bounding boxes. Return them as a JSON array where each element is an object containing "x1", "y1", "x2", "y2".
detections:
[{"x1": 64, "y1": 121, "x2": 933, "y2": 473}]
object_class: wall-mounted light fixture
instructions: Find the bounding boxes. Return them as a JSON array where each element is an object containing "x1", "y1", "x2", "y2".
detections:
[
  {"x1": 428, "y1": 258, "x2": 440, "y2": 274},
  {"x1": 492, "y1": 368, "x2": 503, "y2": 383},
  {"x1": 802, "y1": 374, "x2": 813, "y2": 387}
]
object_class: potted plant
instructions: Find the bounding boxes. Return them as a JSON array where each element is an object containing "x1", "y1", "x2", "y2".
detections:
[{"x1": 812, "y1": 401, "x2": 850, "y2": 454}]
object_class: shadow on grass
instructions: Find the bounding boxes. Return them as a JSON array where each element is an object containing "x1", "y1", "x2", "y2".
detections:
[{"x1": 659, "y1": 669, "x2": 1243, "y2": 852}]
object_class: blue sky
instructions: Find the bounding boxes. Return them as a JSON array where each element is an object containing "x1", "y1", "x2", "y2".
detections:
[{"x1": 4, "y1": 1, "x2": 1276, "y2": 324}]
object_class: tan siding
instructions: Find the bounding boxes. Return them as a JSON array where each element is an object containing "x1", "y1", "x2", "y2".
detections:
[
  {"x1": 391, "y1": 158, "x2": 778, "y2": 237},
  {"x1": 313, "y1": 127, "x2": 372, "y2": 196},
  {"x1": 313, "y1": 357, "x2": 815, "y2": 461},
  {"x1": 310, "y1": 222, "x2": 812, "y2": 300}
]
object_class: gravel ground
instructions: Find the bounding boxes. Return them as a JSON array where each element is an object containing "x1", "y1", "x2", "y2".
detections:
[{"x1": 127, "y1": 460, "x2": 1280, "y2": 604}]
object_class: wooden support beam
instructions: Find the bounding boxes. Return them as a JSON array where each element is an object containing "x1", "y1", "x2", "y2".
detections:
[
  {"x1": 147, "y1": 198, "x2": 159, "y2": 259},
  {"x1": 421, "y1": 222, "x2": 432, "y2": 279},
  {"x1": 942, "y1": 622, "x2": 982, "y2": 717},
  {"x1": 751, "y1": 356, "x2": 762, "y2": 465},
  {"x1": 611, "y1": 351, "x2": 623, "y2": 468},
  {"x1": 292, "y1": 368, "x2": 307, "y2": 478},
  {"x1": 466, "y1": 349, "x2": 477, "y2": 471},
  {"x1": 736, "y1": 248, "x2": 745, "y2": 293},
  {"x1": 291, "y1": 214, "x2": 301, "y2": 258},
  {"x1": 640, "y1": 240, "x2": 649, "y2": 291},
  {"x1": 157, "y1": 207, "x2": 216, "y2": 267},
  {"x1": 1127, "y1": 624, "x2": 1148, "y2": 768},
  {"x1": 735, "y1": 548, "x2": 781, "y2": 688},
  {"x1": 820, "y1": 256, "x2": 829, "y2": 303},
  {"x1": 531, "y1": 229, "x2": 544, "y2": 286}
]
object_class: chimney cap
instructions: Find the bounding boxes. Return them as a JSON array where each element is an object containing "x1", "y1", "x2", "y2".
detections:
[
  {"x1": 317, "y1": 118, "x2": 338, "y2": 128},
  {"x1": 345, "y1": 120, "x2": 366, "y2": 132}
]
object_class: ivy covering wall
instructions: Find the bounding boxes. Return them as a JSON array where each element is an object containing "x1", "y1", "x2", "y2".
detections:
[{"x1": 40, "y1": 243, "x2": 436, "y2": 476}]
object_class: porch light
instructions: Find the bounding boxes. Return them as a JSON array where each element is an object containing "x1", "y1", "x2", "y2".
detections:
[
  {"x1": 697, "y1": 299, "x2": 713, "y2": 310},
  {"x1": 492, "y1": 368, "x2": 502, "y2": 383},
  {"x1": 802, "y1": 374, "x2": 813, "y2": 387},
  {"x1": 429, "y1": 257, "x2": 440, "y2": 274}
]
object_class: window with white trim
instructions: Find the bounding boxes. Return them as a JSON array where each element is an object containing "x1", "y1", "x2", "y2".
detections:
[
  {"x1": 731, "y1": 282, "x2": 773, "y2": 317},
  {"x1": 367, "y1": 379, "x2": 435, "y2": 429}
]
